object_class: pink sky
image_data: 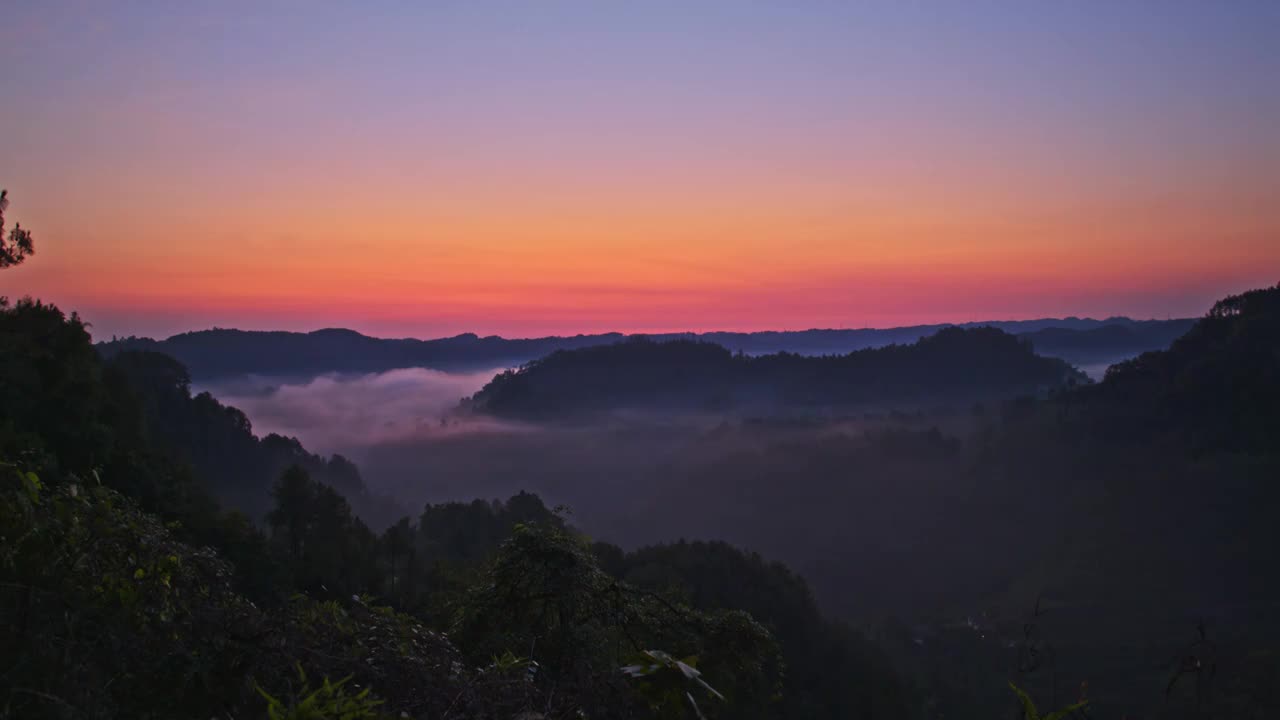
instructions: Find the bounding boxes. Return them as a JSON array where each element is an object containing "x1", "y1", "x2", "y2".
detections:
[{"x1": 2, "y1": 3, "x2": 1276, "y2": 340}]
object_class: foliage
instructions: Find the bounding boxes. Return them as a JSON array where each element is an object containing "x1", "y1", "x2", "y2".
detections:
[
  {"x1": 622, "y1": 650, "x2": 724, "y2": 719},
  {"x1": 265, "y1": 465, "x2": 380, "y2": 599},
  {"x1": 0, "y1": 463, "x2": 263, "y2": 718},
  {"x1": 407, "y1": 491, "x2": 564, "y2": 619},
  {"x1": 1008, "y1": 681, "x2": 1088, "y2": 720},
  {"x1": 606, "y1": 539, "x2": 910, "y2": 719},
  {"x1": 0, "y1": 297, "x2": 111, "y2": 473},
  {"x1": 0, "y1": 457, "x2": 572, "y2": 719},
  {"x1": 0, "y1": 189, "x2": 34, "y2": 268},
  {"x1": 257, "y1": 665, "x2": 385, "y2": 720},
  {"x1": 453, "y1": 522, "x2": 782, "y2": 718}
]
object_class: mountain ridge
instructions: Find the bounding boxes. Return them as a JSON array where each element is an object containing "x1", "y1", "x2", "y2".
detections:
[
  {"x1": 97, "y1": 316, "x2": 1194, "y2": 380},
  {"x1": 465, "y1": 326, "x2": 1088, "y2": 418}
]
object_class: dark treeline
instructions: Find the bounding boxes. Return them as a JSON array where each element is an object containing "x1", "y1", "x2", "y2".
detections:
[
  {"x1": 0, "y1": 294, "x2": 911, "y2": 718},
  {"x1": 465, "y1": 326, "x2": 1086, "y2": 417},
  {"x1": 95, "y1": 317, "x2": 1190, "y2": 380}
]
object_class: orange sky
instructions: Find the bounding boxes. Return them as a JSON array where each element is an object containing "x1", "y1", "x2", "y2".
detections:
[{"x1": 1, "y1": 3, "x2": 1277, "y2": 340}]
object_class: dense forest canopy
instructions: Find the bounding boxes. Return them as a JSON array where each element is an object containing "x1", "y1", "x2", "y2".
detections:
[{"x1": 465, "y1": 327, "x2": 1086, "y2": 417}]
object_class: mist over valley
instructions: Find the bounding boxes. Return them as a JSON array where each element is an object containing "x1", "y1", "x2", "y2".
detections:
[{"x1": 141, "y1": 302, "x2": 1278, "y2": 717}]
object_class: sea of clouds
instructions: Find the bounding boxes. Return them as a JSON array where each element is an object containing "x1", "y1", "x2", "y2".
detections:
[{"x1": 196, "y1": 367, "x2": 509, "y2": 454}]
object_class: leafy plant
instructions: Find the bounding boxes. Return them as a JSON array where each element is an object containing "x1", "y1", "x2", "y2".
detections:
[
  {"x1": 257, "y1": 664, "x2": 386, "y2": 720},
  {"x1": 0, "y1": 189, "x2": 35, "y2": 269},
  {"x1": 487, "y1": 649, "x2": 539, "y2": 681},
  {"x1": 623, "y1": 649, "x2": 724, "y2": 719},
  {"x1": 1009, "y1": 681, "x2": 1088, "y2": 720}
]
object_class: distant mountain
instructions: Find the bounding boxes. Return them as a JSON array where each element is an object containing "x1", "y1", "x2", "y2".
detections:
[
  {"x1": 96, "y1": 328, "x2": 622, "y2": 378},
  {"x1": 1017, "y1": 318, "x2": 1196, "y2": 367},
  {"x1": 97, "y1": 317, "x2": 1193, "y2": 380},
  {"x1": 465, "y1": 327, "x2": 1087, "y2": 417}
]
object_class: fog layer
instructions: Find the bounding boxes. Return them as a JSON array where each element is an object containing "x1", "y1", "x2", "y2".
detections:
[
  {"x1": 197, "y1": 367, "x2": 506, "y2": 454},
  {"x1": 201, "y1": 365, "x2": 986, "y2": 618}
]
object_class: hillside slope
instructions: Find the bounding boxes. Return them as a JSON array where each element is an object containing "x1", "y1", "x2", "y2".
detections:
[{"x1": 467, "y1": 326, "x2": 1086, "y2": 417}]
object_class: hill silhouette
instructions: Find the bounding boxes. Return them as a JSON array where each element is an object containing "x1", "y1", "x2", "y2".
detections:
[
  {"x1": 96, "y1": 317, "x2": 1191, "y2": 380},
  {"x1": 1071, "y1": 283, "x2": 1280, "y2": 454},
  {"x1": 466, "y1": 326, "x2": 1087, "y2": 417},
  {"x1": 1017, "y1": 318, "x2": 1196, "y2": 366}
]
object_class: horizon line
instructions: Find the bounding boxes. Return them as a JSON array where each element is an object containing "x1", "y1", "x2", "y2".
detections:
[{"x1": 95, "y1": 313, "x2": 1197, "y2": 345}]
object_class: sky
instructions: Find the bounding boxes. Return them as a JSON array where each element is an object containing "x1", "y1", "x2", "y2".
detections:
[{"x1": 1, "y1": 1, "x2": 1277, "y2": 341}]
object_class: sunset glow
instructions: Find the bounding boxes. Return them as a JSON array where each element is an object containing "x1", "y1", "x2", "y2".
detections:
[{"x1": 2, "y1": 2, "x2": 1277, "y2": 339}]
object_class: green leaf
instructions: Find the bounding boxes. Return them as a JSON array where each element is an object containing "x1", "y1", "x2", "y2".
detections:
[
  {"x1": 1044, "y1": 701, "x2": 1088, "y2": 720},
  {"x1": 21, "y1": 471, "x2": 42, "y2": 504},
  {"x1": 1009, "y1": 681, "x2": 1040, "y2": 720}
]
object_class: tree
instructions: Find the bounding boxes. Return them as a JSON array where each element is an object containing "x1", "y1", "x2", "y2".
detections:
[
  {"x1": 268, "y1": 465, "x2": 316, "y2": 567},
  {"x1": 380, "y1": 517, "x2": 416, "y2": 604},
  {"x1": 0, "y1": 190, "x2": 35, "y2": 269},
  {"x1": 453, "y1": 522, "x2": 783, "y2": 718},
  {"x1": 266, "y1": 465, "x2": 380, "y2": 598}
]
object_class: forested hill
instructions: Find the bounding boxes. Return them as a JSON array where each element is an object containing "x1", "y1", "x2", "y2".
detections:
[
  {"x1": 1070, "y1": 283, "x2": 1280, "y2": 454},
  {"x1": 0, "y1": 298, "x2": 403, "y2": 527},
  {"x1": 95, "y1": 317, "x2": 1192, "y2": 380},
  {"x1": 467, "y1": 326, "x2": 1087, "y2": 417}
]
